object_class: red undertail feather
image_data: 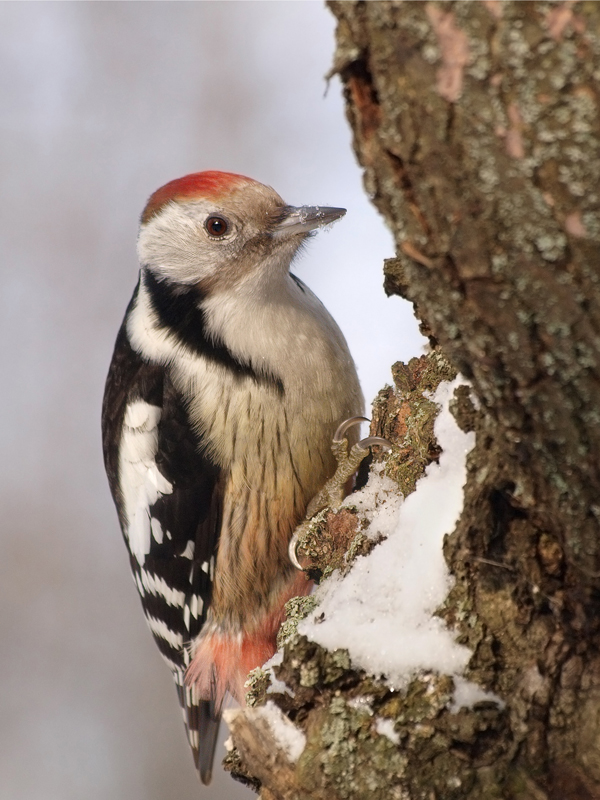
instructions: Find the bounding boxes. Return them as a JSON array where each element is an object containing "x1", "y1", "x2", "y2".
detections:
[{"x1": 186, "y1": 572, "x2": 312, "y2": 709}]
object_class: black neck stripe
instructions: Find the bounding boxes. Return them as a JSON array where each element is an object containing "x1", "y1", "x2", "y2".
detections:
[{"x1": 142, "y1": 269, "x2": 284, "y2": 394}]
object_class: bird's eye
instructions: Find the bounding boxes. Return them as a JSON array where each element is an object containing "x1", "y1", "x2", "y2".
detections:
[{"x1": 205, "y1": 216, "x2": 229, "y2": 237}]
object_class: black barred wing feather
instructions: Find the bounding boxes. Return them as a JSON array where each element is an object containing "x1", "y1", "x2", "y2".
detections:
[{"x1": 102, "y1": 320, "x2": 222, "y2": 783}]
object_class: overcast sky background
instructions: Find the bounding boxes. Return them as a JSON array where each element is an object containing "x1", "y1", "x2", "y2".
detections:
[{"x1": 0, "y1": 3, "x2": 425, "y2": 799}]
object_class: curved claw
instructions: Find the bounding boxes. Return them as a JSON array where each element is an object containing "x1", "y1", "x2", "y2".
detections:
[
  {"x1": 357, "y1": 435, "x2": 392, "y2": 451},
  {"x1": 288, "y1": 531, "x2": 303, "y2": 571},
  {"x1": 288, "y1": 421, "x2": 392, "y2": 571},
  {"x1": 333, "y1": 416, "x2": 369, "y2": 442}
]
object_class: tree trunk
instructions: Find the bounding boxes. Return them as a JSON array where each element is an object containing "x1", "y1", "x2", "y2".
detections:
[{"x1": 226, "y1": 3, "x2": 600, "y2": 797}]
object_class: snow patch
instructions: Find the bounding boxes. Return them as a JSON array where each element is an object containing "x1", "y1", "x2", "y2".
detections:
[
  {"x1": 300, "y1": 378, "x2": 498, "y2": 711},
  {"x1": 263, "y1": 651, "x2": 295, "y2": 697},
  {"x1": 342, "y1": 463, "x2": 403, "y2": 540},
  {"x1": 450, "y1": 676, "x2": 505, "y2": 712},
  {"x1": 253, "y1": 701, "x2": 306, "y2": 763},
  {"x1": 375, "y1": 717, "x2": 400, "y2": 745},
  {"x1": 347, "y1": 695, "x2": 374, "y2": 715}
]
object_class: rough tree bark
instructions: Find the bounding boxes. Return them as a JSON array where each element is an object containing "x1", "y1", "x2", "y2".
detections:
[{"x1": 225, "y1": 3, "x2": 600, "y2": 798}]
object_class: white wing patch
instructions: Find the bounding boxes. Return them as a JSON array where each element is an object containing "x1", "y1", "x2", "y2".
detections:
[
  {"x1": 181, "y1": 540, "x2": 195, "y2": 559},
  {"x1": 201, "y1": 557, "x2": 215, "y2": 579},
  {"x1": 135, "y1": 568, "x2": 186, "y2": 608},
  {"x1": 145, "y1": 614, "x2": 184, "y2": 650},
  {"x1": 190, "y1": 593, "x2": 203, "y2": 619},
  {"x1": 183, "y1": 592, "x2": 204, "y2": 632},
  {"x1": 119, "y1": 400, "x2": 173, "y2": 565},
  {"x1": 150, "y1": 517, "x2": 164, "y2": 544}
]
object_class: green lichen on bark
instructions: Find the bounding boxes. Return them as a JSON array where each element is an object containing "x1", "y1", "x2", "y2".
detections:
[
  {"x1": 245, "y1": 667, "x2": 272, "y2": 709},
  {"x1": 262, "y1": 635, "x2": 509, "y2": 800},
  {"x1": 371, "y1": 350, "x2": 456, "y2": 497},
  {"x1": 293, "y1": 506, "x2": 372, "y2": 583},
  {"x1": 296, "y1": 696, "x2": 409, "y2": 800},
  {"x1": 227, "y1": 3, "x2": 600, "y2": 797},
  {"x1": 277, "y1": 594, "x2": 320, "y2": 649}
]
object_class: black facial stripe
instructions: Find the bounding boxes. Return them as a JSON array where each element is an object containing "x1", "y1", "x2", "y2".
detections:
[{"x1": 143, "y1": 269, "x2": 284, "y2": 395}]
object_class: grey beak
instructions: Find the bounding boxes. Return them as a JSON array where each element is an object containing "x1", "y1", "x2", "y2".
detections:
[{"x1": 274, "y1": 205, "x2": 346, "y2": 236}]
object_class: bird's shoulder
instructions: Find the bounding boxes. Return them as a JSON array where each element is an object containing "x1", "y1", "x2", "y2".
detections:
[{"x1": 103, "y1": 294, "x2": 223, "y2": 638}]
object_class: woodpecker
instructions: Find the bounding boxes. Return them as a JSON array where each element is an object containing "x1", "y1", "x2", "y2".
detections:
[{"x1": 101, "y1": 171, "x2": 364, "y2": 783}]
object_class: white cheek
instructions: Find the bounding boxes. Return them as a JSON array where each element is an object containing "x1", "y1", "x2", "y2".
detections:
[{"x1": 137, "y1": 203, "x2": 218, "y2": 285}]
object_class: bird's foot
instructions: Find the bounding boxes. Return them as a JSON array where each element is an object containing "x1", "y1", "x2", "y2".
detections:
[{"x1": 289, "y1": 416, "x2": 391, "y2": 570}]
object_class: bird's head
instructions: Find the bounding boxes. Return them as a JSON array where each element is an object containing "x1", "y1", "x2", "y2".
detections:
[{"x1": 137, "y1": 171, "x2": 346, "y2": 293}]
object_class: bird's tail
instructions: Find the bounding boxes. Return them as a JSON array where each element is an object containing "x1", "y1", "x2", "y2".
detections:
[{"x1": 174, "y1": 670, "x2": 220, "y2": 785}]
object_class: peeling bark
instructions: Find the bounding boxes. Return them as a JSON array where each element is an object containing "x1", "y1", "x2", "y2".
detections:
[{"x1": 226, "y1": 3, "x2": 600, "y2": 798}]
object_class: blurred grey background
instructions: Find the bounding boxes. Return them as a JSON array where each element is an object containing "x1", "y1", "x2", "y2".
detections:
[{"x1": 0, "y1": 3, "x2": 424, "y2": 799}]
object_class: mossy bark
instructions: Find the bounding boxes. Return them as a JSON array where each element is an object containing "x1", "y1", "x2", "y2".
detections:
[{"x1": 226, "y1": 3, "x2": 600, "y2": 798}]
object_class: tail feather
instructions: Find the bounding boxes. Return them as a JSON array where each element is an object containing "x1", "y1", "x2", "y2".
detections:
[
  {"x1": 175, "y1": 672, "x2": 221, "y2": 785},
  {"x1": 194, "y1": 699, "x2": 221, "y2": 785}
]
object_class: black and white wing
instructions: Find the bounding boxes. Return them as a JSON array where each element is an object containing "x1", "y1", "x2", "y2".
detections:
[{"x1": 102, "y1": 315, "x2": 223, "y2": 784}]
